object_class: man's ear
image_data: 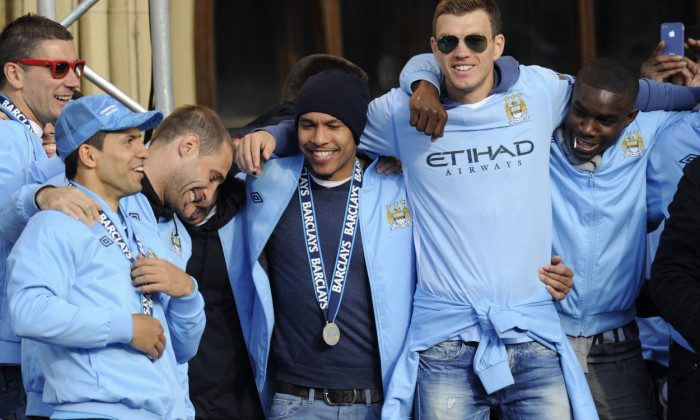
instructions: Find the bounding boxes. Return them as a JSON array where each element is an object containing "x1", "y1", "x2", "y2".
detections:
[
  {"x1": 430, "y1": 37, "x2": 438, "y2": 56},
  {"x1": 178, "y1": 133, "x2": 200, "y2": 157},
  {"x1": 78, "y1": 144, "x2": 98, "y2": 169},
  {"x1": 4, "y1": 62, "x2": 24, "y2": 90},
  {"x1": 492, "y1": 33, "x2": 505, "y2": 61},
  {"x1": 624, "y1": 108, "x2": 640, "y2": 128}
]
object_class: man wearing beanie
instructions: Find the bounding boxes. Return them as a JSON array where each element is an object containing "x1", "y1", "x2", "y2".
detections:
[
  {"x1": 228, "y1": 70, "x2": 416, "y2": 418},
  {"x1": 6, "y1": 95, "x2": 205, "y2": 419}
]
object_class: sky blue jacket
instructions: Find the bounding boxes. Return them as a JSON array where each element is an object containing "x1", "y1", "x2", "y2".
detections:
[
  {"x1": 226, "y1": 154, "x2": 416, "y2": 418},
  {"x1": 3, "y1": 171, "x2": 199, "y2": 418},
  {"x1": 7, "y1": 183, "x2": 205, "y2": 419},
  {"x1": 551, "y1": 111, "x2": 685, "y2": 337},
  {"x1": 0, "y1": 120, "x2": 63, "y2": 365}
]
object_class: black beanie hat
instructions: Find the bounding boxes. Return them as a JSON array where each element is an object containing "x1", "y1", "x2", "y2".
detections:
[{"x1": 294, "y1": 70, "x2": 370, "y2": 144}]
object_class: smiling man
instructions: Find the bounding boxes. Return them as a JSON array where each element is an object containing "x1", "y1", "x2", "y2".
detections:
[
  {"x1": 548, "y1": 58, "x2": 688, "y2": 420},
  {"x1": 131, "y1": 104, "x2": 234, "y2": 260},
  {"x1": 234, "y1": 70, "x2": 416, "y2": 419},
  {"x1": 0, "y1": 14, "x2": 102, "y2": 419},
  {"x1": 400, "y1": 46, "x2": 700, "y2": 417},
  {"x1": 6, "y1": 94, "x2": 205, "y2": 420}
]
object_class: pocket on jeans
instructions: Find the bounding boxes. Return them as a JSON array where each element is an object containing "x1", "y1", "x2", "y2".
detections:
[
  {"x1": 419, "y1": 340, "x2": 468, "y2": 361},
  {"x1": 269, "y1": 393, "x2": 306, "y2": 419},
  {"x1": 528, "y1": 341, "x2": 558, "y2": 357}
]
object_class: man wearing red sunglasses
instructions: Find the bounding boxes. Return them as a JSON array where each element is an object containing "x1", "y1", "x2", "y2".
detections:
[{"x1": 0, "y1": 14, "x2": 100, "y2": 420}]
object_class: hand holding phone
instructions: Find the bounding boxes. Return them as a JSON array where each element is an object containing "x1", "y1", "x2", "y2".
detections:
[{"x1": 661, "y1": 22, "x2": 685, "y2": 59}]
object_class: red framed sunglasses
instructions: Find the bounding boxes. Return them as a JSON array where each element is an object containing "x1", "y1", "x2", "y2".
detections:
[{"x1": 13, "y1": 59, "x2": 86, "y2": 79}]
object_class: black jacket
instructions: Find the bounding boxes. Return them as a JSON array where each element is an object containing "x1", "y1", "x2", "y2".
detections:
[
  {"x1": 184, "y1": 177, "x2": 264, "y2": 419},
  {"x1": 651, "y1": 157, "x2": 700, "y2": 352}
]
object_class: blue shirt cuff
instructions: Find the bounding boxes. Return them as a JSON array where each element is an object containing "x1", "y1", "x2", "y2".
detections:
[{"x1": 108, "y1": 312, "x2": 133, "y2": 344}]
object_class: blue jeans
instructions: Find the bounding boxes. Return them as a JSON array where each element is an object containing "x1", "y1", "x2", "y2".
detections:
[
  {"x1": 415, "y1": 340, "x2": 572, "y2": 419},
  {"x1": 269, "y1": 391, "x2": 381, "y2": 420},
  {"x1": 0, "y1": 365, "x2": 27, "y2": 420}
]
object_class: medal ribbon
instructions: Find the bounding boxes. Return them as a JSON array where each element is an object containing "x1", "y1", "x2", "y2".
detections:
[
  {"x1": 298, "y1": 159, "x2": 362, "y2": 323},
  {"x1": 97, "y1": 210, "x2": 154, "y2": 316},
  {"x1": 0, "y1": 93, "x2": 38, "y2": 136}
]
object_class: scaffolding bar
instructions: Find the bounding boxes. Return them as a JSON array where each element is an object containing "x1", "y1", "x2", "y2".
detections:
[
  {"x1": 37, "y1": 0, "x2": 56, "y2": 19},
  {"x1": 149, "y1": 0, "x2": 174, "y2": 116},
  {"x1": 36, "y1": 0, "x2": 174, "y2": 116},
  {"x1": 83, "y1": 66, "x2": 148, "y2": 112},
  {"x1": 60, "y1": 0, "x2": 101, "y2": 28}
]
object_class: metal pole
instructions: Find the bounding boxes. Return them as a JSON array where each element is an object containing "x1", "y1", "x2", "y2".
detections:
[
  {"x1": 149, "y1": 0, "x2": 174, "y2": 116},
  {"x1": 37, "y1": 0, "x2": 56, "y2": 19},
  {"x1": 83, "y1": 66, "x2": 148, "y2": 112},
  {"x1": 60, "y1": 0, "x2": 101, "y2": 28}
]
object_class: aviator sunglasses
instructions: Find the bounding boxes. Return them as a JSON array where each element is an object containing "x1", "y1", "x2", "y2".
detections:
[
  {"x1": 436, "y1": 34, "x2": 493, "y2": 54},
  {"x1": 13, "y1": 59, "x2": 86, "y2": 79}
]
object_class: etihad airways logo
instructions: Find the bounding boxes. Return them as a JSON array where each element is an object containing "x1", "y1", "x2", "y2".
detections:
[{"x1": 426, "y1": 140, "x2": 534, "y2": 176}]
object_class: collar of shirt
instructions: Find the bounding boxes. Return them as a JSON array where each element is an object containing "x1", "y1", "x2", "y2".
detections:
[{"x1": 140, "y1": 174, "x2": 173, "y2": 220}]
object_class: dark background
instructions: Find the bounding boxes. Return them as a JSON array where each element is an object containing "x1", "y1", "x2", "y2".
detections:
[{"x1": 211, "y1": 0, "x2": 699, "y2": 126}]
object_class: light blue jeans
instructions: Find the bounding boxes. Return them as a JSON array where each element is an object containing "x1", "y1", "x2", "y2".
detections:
[
  {"x1": 415, "y1": 340, "x2": 572, "y2": 419},
  {"x1": 269, "y1": 391, "x2": 382, "y2": 420}
]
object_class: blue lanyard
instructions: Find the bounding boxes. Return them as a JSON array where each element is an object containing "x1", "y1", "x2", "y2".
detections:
[
  {"x1": 0, "y1": 93, "x2": 38, "y2": 136},
  {"x1": 97, "y1": 210, "x2": 154, "y2": 317},
  {"x1": 298, "y1": 159, "x2": 362, "y2": 324}
]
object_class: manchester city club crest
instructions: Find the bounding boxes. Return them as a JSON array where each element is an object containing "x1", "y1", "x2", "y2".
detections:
[
  {"x1": 386, "y1": 199, "x2": 412, "y2": 230},
  {"x1": 622, "y1": 130, "x2": 644, "y2": 158},
  {"x1": 505, "y1": 93, "x2": 529, "y2": 125}
]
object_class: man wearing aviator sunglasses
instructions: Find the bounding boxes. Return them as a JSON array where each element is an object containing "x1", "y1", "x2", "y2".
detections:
[
  {"x1": 12, "y1": 59, "x2": 86, "y2": 80},
  {"x1": 0, "y1": 14, "x2": 101, "y2": 420}
]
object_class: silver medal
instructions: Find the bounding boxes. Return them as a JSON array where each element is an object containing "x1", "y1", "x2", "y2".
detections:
[{"x1": 322, "y1": 322, "x2": 340, "y2": 346}]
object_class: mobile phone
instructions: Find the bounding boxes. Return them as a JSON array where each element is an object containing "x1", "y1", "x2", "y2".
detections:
[{"x1": 661, "y1": 22, "x2": 685, "y2": 58}]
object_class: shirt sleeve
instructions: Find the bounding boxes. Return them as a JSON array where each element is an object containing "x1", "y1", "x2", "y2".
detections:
[
  {"x1": 161, "y1": 278, "x2": 206, "y2": 363},
  {"x1": 635, "y1": 79, "x2": 700, "y2": 112},
  {"x1": 359, "y1": 91, "x2": 401, "y2": 158},
  {"x1": 0, "y1": 125, "x2": 63, "y2": 211},
  {"x1": 0, "y1": 173, "x2": 68, "y2": 242},
  {"x1": 258, "y1": 119, "x2": 298, "y2": 158},
  {"x1": 399, "y1": 53, "x2": 443, "y2": 95}
]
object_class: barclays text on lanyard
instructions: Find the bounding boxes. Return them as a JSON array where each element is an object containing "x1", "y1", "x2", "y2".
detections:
[
  {"x1": 97, "y1": 210, "x2": 154, "y2": 317},
  {"x1": 0, "y1": 93, "x2": 39, "y2": 136},
  {"x1": 298, "y1": 159, "x2": 362, "y2": 346}
]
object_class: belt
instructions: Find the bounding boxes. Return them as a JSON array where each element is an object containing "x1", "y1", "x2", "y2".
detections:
[
  {"x1": 591, "y1": 320, "x2": 638, "y2": 345},
  {"x1": 276, "y1": 381, "x2": 383, "y2": 405}
]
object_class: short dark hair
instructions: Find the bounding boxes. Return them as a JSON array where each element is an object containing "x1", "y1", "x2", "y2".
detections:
[
  {"x1": 283, "y1": 54, "x2": 368, "y2": 103},
  {"x1": 576, "y1": 57, "x2": 639, "y2": 101},
  {"x1": 0, "y1": 14, "x2": 74, "y2": 89},
  {"x1": 432, "y1": 0, "x2": 502, "y2": 37},
  {"x1": 149, "y1": 105, "x2": 229, "y2": 157},
  {"x1": 64, "y1": 131, "x2": 107, "y2": 180}
]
